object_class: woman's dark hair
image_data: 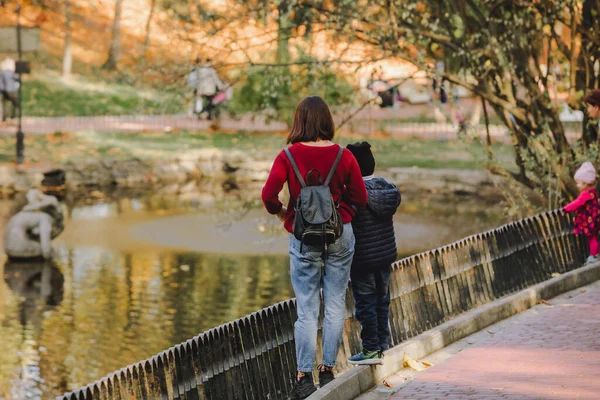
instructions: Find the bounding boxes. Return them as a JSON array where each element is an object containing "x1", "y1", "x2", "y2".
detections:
[
  {"x1": 286, "y1": 96, "x2": 335, "y2": 144},
  {"x1": 584, "y1": 89, "x2": 600, "y2": 107}
]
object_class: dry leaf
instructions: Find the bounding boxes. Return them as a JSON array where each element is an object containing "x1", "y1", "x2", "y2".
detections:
[
  {"x1": 403, "y1": 355, "x2": 427, "y2": 372},
  {"x1": 421, "y1": 361, "x2": 432, "y2": 367},
  {"x1": 580, "y1": 289, "x2": 587, "y2": 293},
  {"x1": 382, "y1": 379, "x2": 392, "y2": 388},
  {"x1": 551, "y1": 272, "x2": 561, "y2": 278},
  {"x1": 538, "y1": 299, "x2": 551, "y2": 306}
]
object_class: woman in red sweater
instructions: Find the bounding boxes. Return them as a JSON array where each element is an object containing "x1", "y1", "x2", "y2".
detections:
[{"x1": 262, "y1": 96, "x2": 367, "y2": 399}]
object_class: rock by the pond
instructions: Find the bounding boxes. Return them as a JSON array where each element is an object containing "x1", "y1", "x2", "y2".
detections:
[
  {"x1": 384, "y1": 167, "x2": 499, "y2": 196},
  {"x1": 0, "y1": 149, "x2": 504, "y2": 203},
  {"x1": 3, "y1": 189, "x2": 65, "y2": 259}
]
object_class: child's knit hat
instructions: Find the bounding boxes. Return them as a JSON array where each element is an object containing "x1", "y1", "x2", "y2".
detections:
[
  {"x1": 346, "y1": 141, "x2": 375, "y2": 176},
  {"x1": 574, "y1": 161, "x2": 597, "y2": 184}
]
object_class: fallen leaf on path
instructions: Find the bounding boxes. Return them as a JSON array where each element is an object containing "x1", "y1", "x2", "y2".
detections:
[
  {"x1": 580, "y1": 289, "x2": 587, "y2": 293},
  {"x1": 403, "y1": 355, "x2": 428, "y2": 372},
  {"x1": 538, "y1": 299, "x2": 552, "y2": 305},
  {"x1": 382, "y1": 380, "x2": 392, "y2": 388},
  {"x1": 421, "y1": 361, "x2": 432, "y2": 367}
]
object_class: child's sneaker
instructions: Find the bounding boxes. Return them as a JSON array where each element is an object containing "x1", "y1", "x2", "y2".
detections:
[
  {"x1": 348, "y1": 349, "x2": 384, "y2": 365},
  {"x1": 585, "y1": 255, "x2": 600, "y2": 265}
]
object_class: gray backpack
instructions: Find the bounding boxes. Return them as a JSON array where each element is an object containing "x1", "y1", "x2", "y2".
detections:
[{"x1": 284, "y1": 146, "x2": 344, "y2": 255}]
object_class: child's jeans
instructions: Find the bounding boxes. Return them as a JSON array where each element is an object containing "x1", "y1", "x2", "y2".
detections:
[
  {"x1": 350, "y1": 263, "x2": 392, "y2": 351},
  {"x1": 588, "y1": 235, "x2": 599, "y2": 256}
]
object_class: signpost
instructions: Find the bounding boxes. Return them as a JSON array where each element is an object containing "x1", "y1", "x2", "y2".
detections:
[
  {"x1": 0, "y1": 27, "x2": 40, "y2": 53},
  {"x1": 1, "y1": 4, "x2": 39, "y2": 164}
]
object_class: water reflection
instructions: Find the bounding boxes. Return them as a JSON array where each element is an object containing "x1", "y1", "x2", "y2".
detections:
[
  {"x1": 3, "y1": 259, "x2": 64, "y2": 325},
  {"x1": 0, "y1": 188, "x2": 292, "y2": 399},
  {"x1": 1, "y1": 259, "x2": 65, "y2": 399},
  {"x1": 0, "y1": 185, "x2": 502, "y2": 399}
]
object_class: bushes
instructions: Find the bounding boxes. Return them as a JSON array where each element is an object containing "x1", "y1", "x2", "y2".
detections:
[{"x1": 228, "y1": 56, "x2": 356, "y2": 125}]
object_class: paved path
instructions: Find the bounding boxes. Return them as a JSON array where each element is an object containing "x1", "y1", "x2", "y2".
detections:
[
  {"x1": 377, "y1": 282, "x2": 600, "y2": 400},
  {"x1": 0, "y1": 113, "x2": 517, "y2": 143},
  {"x1": 0, "y1": 101, "x2": 468, "y2": 135},
  {"x1": 0, "y1": 98, "x2": 485, "y2": 135},
  {"x1": 0, "y1": 98, "x2": 580, "y2": 143}
]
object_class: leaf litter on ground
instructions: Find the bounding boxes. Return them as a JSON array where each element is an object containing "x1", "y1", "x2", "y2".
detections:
[{"x1": 402, "y1": 355, "x2": 431, "y2": 372}]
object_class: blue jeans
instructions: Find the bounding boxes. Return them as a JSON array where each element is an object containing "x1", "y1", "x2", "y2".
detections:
[
  {"x1": 350, "y1": 264, "x2": 391, "y2": 351},
  {"x1": 289, "y1": 223, "x2": 355, "y2": 372}
]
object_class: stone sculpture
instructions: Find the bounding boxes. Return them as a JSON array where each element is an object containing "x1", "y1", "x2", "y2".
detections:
[{"x1": 3, "y1": 189, "x2": 65, "y2": 259}]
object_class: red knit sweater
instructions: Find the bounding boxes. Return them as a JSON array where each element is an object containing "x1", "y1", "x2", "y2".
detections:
[{"x1": 262, "y1": 143, "x2": 368, "y2": 233}]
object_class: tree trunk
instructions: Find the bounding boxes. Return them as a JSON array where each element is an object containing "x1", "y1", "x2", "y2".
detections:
[
  {"x1": 579, "y1": 0, "x2": 600, "y2": 145},
  {"x1": 102, "y1": 0, "x2": 124, "y2": 70},
  {"x1": 137, "y1": 0, "x2": 156, "y2": 85},
  {"x1": 276, "y1": 0, "x2": 291, "y2": 63},
  {"x1": 62, "y1": 0, "x2": 72, "y2": 78}
]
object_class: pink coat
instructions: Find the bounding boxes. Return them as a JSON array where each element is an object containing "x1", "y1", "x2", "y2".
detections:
[{"x1": 563, "y1": 188, "x2": 600, "y2": 236}]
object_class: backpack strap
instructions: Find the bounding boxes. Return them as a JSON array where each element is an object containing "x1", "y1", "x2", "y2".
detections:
[
  {"x1": 324, "y1": 146, "x2": 344, "y2": 186},
  {"x1": 284, "y1": 147, "x2": 307, "y2": 188}
]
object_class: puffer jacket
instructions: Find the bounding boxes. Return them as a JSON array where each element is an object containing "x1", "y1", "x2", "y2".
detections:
[{"x1": 351, "y1": 177, "x2": 401, "y2": 270}]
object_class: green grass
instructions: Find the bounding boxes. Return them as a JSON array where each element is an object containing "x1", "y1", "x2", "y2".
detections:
[
  {"x1": 336, "y1": 135, "x2": 515, "y2": 170},
  {"x1": 0, "y1": 130, "x2": 516, "y2": 171},
  {"x1": 21, "y1": 71, "x2": 186, "y2": 117}
]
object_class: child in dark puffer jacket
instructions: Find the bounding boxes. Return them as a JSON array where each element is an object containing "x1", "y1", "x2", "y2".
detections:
[{"x1": 346, "y1": 141, "x2": 401, "y2": 365}]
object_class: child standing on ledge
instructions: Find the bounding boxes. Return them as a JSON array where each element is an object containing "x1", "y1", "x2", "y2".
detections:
[
  {"x1": 563, "y1": 161, "x2": 600, "y2": 264},
  {"x1": 345, "y1": 142, "x2": 401, "y2": 365}
]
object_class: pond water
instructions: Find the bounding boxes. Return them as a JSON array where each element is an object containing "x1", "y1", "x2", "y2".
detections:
[{"x1": 0, "y1": 187, "x2": 503, "y2": 399}]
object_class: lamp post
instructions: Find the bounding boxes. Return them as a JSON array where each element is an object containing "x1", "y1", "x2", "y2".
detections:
[{"x1": 15, "y1": 1, "x2": 24, "y2": 165}]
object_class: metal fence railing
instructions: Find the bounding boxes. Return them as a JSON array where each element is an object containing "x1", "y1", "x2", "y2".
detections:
[{"x1": 57, "y1": 209, "x2": 585, "y2": 400}]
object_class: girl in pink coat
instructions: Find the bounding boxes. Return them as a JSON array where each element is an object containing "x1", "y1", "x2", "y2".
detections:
[{"x1": 563, "y1": 162, "x2": 600, "y2": 264}]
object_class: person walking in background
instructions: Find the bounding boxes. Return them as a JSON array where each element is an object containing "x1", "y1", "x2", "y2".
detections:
[
  {"x1": 189, "y1": 57, "x2": 225, "y2": 120},
  {"x1": 345, "y1": 142, "x2": 401, "y2": 365},
  {"x1": 261, "y1": 96, "x2": 367, "y2": 399},
  {"x1": 563, "y1": 162, "x2": 600, "y2": 265},
  {"x1": 0, "y1": 57, "x2": 20, "y2": 124}
]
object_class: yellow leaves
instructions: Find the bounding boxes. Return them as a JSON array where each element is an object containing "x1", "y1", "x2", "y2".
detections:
[
  {"x1": 402, "y1": 355, "x2": 430, "y2": 372},
  {"x1": 89, "y1": 191, "x2": 105, "y2": 199},
  {"x1": 49, "y1": 131, "x2": 74, "y2": 143},
  {"x1": 542, "y1": 24, "x2": 552, "y2": 36}
]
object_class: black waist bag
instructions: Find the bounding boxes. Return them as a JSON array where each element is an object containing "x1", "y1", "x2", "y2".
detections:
[{"x1": 284, "y1": 146, "x2": 344, "y2": 256}]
